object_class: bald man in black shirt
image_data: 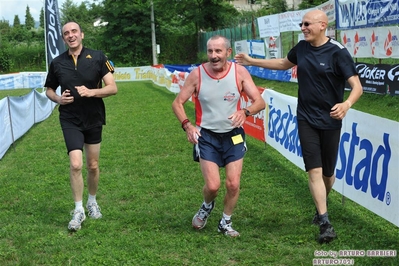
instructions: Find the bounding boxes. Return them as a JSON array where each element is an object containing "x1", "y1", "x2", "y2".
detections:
[{"x1": 44, "y1": 21, "x2": 117, "y2": 231}]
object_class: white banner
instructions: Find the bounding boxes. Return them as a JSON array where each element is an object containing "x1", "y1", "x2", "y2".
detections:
[
  {"x1": 257, "y1": 14, "x2": 280, "y2": 38},
  {"x1": 341, "y1": 26, "x2": 399, "y2": 58},
  {"x1": 234, "y1": 40, "x2": 250, "y2": 55},
  {"x1": 263, "y1": 89, "x2": 399, "y2": 227},
  {"x1": 264, "y1": 36, "x2": 282, "y2": 59}
]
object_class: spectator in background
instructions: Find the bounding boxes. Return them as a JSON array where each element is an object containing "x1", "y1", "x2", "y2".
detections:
[
  {"x1": 44, "y1": 21, "x2": 117, "y2": 231},
  {"x1": 172, "y1": 35, "x2": 265, "y2": 237},
  {"x1": 235, "y1": 9, "x2": 363, "y2": 243}
]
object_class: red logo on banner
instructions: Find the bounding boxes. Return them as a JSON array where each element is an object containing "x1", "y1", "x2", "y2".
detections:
[
  {"x1": 242, "y1": 87, "x2": 266, "y2": 142},
  {"x1": 370, "y1": 31, "x2": 376, "y2": 56},
  {"x1": 384, "y1": 30, "x2": 393, "y2": 56},
  {"x1": 354, "y1": 32, "x2": 360, "y2": 55}
]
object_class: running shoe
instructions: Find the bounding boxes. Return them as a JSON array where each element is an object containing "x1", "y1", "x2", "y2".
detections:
[
  {"x1": 318, "y1": 221, "x2": 337, "y2": 244},
  {"x1": 86, "y1": 202, "x2": 103, "y2": 219},
  {"x1": 192, "y1": 201, "x2": 215, "y2": 230},
  {"x1": 68, "y1": 209, "x2": 86, "y2": 231},
  {"x1": 218, "y1": 219, "x2": 240, "y2": 237}
]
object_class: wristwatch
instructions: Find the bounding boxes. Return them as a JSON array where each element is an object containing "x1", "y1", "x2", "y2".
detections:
[{"x1": 243, "y1": 108, "x2": 250, "y2": 117}]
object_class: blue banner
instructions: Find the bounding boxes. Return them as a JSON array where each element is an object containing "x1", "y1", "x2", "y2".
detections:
[
  {"x1": 164, "y1": 64, "x2": 199, "y2": 73},
  {"x1": 336, "y1": 0, "x2": 399, "y2": 30}
]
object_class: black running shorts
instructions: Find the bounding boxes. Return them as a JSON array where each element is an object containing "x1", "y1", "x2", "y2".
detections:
[{"x1": 298, "y1": 120, "x2": 341, "y2": 177}]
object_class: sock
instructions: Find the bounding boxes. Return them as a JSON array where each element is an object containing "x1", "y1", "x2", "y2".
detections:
[
  {"x1": 88, "y1": 194, "x2": 96, "y2": 204},
  {"x1": 318, "y1": 212, "x2": 330, "y2": 225},
  {"x1": 75, "y1": 200, "x2": 83, "y2": 211},
  {"x1": 222, "y1": 213, "x2": 231, "y2": 223}
]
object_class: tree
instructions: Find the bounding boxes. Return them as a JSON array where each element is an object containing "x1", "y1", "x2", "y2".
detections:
[
  {"x1": 25, "y1": 5, "x2": 35, "y2": 30},
  {"x1": 40, "y1": 8, "x2": 44, "y2": 29},
  {"x1": 101, "y1": 0, "x2": 153, "y2": 66},
  {"x1": 13, "y1": 15, "x2": 21, "y2": 28}
]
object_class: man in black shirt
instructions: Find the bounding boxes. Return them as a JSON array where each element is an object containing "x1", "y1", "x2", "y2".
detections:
[
  {"x1": 235, "y1": 10, "x2": 363, "y2": 243},
  {"x1": 44, "y1": 21, "x2": 117, "y2": 231}
]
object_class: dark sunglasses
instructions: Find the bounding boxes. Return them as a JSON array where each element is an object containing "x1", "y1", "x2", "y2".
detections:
[{"x1": 299, "y1": 21, "x2": 323, "y2": 27}]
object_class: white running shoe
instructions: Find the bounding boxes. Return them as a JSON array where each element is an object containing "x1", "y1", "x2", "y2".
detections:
[
  {"x1": 218, "y1": 219, "x2": 240, "y2": 237},
  {"x1": 86, "y1": 202, "x2": 103, "y2": 219},
  {"x1": 68, "y1": 209, "x2": 86, "y2": 231}
]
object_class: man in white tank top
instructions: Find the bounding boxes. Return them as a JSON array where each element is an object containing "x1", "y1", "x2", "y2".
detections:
[{"x1": 172, "y1": 35, "x2": 265, "y2": 237}]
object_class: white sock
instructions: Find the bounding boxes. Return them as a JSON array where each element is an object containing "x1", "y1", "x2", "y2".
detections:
[
  {"x1": 222, "y1": 213, "x2": 231, "y2": 222},
  {"x1": 88, "y1": 194, "x2": 96, "y2": 204},
  {"x1": 75, "y1": 201, "x2": 83, "y2": 211}
]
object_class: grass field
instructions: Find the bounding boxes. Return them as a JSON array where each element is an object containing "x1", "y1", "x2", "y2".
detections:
[{"x1": 0, "y1": 81, "x2": 398, "y2": 265}]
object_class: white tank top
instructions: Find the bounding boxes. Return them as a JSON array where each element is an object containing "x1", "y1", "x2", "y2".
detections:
[{"x1": 194, "y1": 62, "x2": 241, "y2": 133}]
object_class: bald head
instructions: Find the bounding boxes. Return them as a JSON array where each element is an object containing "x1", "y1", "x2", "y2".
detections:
[{"x1": 304, "y1": 10, "x2": 328, "y2": 24}]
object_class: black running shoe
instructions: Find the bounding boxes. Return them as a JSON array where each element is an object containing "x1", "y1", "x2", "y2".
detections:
[
  {"x1": 312, "y1": 210, "x2": 320, "y2": 225},
  {"x1": 318, "y1": 222, "x2": 337, "y2": 244}
]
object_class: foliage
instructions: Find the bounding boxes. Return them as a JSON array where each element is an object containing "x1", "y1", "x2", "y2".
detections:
[
  {"x1": 0, "y1": 42, "x2": 13, "y2": 72},
  {"x1": 299, "y1": 0, "x2": 329, "y2": 9},
  {"x1": 12, "y1": 15, "x2": 21, "y2": 28},
  {"x1": 40, "y1": 8, "x2": 44, "y2": 29},
  {"x1": 25, "y1": 6, "x2": 35, "y2": 30},
  {"x1": 0, "y1": 82, "x2": 398, "y2": 266},
  {"x1": 101, "y1": 0, "x2": 153, "y2": 66}
]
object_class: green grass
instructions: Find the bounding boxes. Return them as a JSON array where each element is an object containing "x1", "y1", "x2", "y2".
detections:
[{"x1": 0, "y1": 81, "x2": 398, "y2": 265}]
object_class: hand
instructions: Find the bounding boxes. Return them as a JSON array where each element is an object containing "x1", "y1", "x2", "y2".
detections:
[
  {"x1": 185, "y1": 124, "x2": 201, "y2": 144},
  {"x1": 59, "y1": 89, "x2": 74, "y2": 105},
  {"x1": 234, "y1": 53, "x2": 251, "y2": 66},
  {"x1": 330, "y1": 101, "x2": 351, "y2": 120},
  {"x1": 228, "y1": 110, "x2": 247, "y2": 128},
  {"x1": 75, "y1": 85, "x2": 94, "y2": 97}
]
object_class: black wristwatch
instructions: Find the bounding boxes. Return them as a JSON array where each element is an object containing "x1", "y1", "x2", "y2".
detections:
[{"x1": 243, "y1": 108, "x2": 250, "y2": 117}]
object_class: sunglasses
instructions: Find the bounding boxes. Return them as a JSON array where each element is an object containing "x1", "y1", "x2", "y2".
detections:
[{"x1": 299, "y1": 21, "x2": 323, "y2": 27}]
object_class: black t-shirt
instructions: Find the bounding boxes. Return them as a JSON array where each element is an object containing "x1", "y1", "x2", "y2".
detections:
[
  {"x1": 287, "y1": 38, "x2": 358, "y2": 130},
  {"x1": 44, "y1": 47, "x2": 114, "y2": 129}
]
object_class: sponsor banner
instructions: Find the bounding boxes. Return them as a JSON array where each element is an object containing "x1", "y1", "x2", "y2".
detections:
[
  {"x1": 336, "y1": 0, "x2": 399, "y2": 30},
  {"x1": 278, "y1": 10, "x2": 306, "y2": 32},
  {"x1": 263, "y1": 90, "x2": 304, "y2": 168},
  {"x1": 44, "y1": 0, "x2": 66, "y2": 69},
  {"x1": 335, "y1": 109, "x2": 399, "y2": 227},
  {"x1": 257, "y1": 14, "x2": 280, "y2": 38},
  {"x1": 164, "y1": 64, "x2": 199, "y2": 73},
  {"x1": 242, "y1": 87, "x2": 266, "y2": 142},
  {"x1": 264, "y1": 89, "x2": 399, "y2": 227},
  {"x1": 244, "y1": 65, "x2": 295, "y2": 83},
  {"x1": 264, "y1": 36, "x2": 282, "y2": 59},
  {"x1": 0, "y1": 72, "x2": 47, "y2": 90},
  {"x1": 356, "y1": 62, "x2": 391, "y2": 94},
  {"x1": 234, "y1": 40, "x2": 250, "y2": 55},
  {"x1": 385, "y1": 64, "x2": 399, "y2": 96},
  {"x1": 276, "y1": 0, "x2": 334, "y2": 33},
  {"x1": 249, "y1": 40, "x2": 266, "y2": 59},
  {"x1": 318, "y1": 0, "x2": 336, "y2": 22},
  {"x1": 341, "y1": 26, "x2": 399, "y2": 58}
]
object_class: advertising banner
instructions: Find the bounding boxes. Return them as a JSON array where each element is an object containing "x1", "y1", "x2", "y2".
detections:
[
  {"x1": 340, "y1": 26, "x2": 399, "y2": 58},
  {"x1": 45, "y1": 0, "x2": 66, "y2": 69},
  {"x1": 242, "y1": 87, "x2": 266, "y2": 142},
  {"x1": 336, "y1": 0, "x2": 399, "y2": 30},
  {"x1": 263, "y1": 89, "x2": 399, "y2": 227},
  {"x1": 257, "y1": 14, "x2": 280, "y2": 38}
]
